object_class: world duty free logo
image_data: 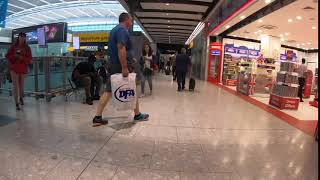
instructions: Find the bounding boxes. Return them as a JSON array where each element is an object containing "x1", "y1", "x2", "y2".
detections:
[{"x1": 114, "y1": 84, "x2": 135, "y2": 102}]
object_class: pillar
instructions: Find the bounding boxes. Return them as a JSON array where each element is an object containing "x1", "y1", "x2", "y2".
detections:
[{"x1": 0, "y1": 0, "x2": 8, "y2": 28}]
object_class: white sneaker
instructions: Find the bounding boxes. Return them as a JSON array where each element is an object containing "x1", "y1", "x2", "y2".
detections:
[{"x1": 139, "y1": 94, "x2": 145, "y2": 98}]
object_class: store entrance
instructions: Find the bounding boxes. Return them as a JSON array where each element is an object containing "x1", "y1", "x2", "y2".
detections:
[{"x1": 208, "y1": 42, "x2": 222, "y2": 83}]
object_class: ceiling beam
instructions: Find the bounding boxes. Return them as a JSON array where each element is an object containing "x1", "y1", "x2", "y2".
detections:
[
  {"x1": 142, "y1": 23, "x2": 196, "y2": 27},
  {"x1": 146, "y1": 27, "x2": 194, "y2": 31},
  {"x1": 136, "y1": 9, "x2": 204, "y2": 15},
  {"x1": 140, "y1": 17, "x2": 199, "y2": 22},
  {"x1": 140, "y1": 0, "x2": 212, "y2": 7}
]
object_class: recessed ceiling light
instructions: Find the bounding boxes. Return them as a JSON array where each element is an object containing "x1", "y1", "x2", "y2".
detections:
[
  {"x1": 168, "y1": 20, "x2": 170, "y2": 22},
  {"x1": 296, "y1": 16, "x2": 302, "y2": 20},
  {"x1": 168, "y1": 26, "x2": 171, "y2": 28},
  {"x1": 245, "y1": 36, "x2": 249, "y2": 39},
  {"x1": 258, "y1": 30, "x2": 262, "y2": 33},
  {"x1": 240, "y1": 15, "x2": 245, "y2": 19},
  {"x1": 285, "y1": 33, "x2": 289, "y2": 36},
  {"x1": 307, "y1": 42, "x2": 311, "y2": 45},
  {"x1": 312, "y1": 26, "x2": 316, "y2": 30},
  {"x1": 166, "y1": 13, "x2": 169, "y2": 15},
  {"x1": 288, "y1": 19, "x2": 293, "y2": 22},
  {"x1": 258, "y1": 19, "x2": 263, "y2": 23},
  {"x1": 165, "y1": 3, "x2": 170, "y2": 6},
  {"x1": 279, "y1": 34, "x2": 283, "y2": 37},
  {"x1": 225, "y1": 25, "x2": 230, "y2": 29},
  {"x1": 280, "y1": 38, "x2": 285, "y2": 42},
  {"x1": 265, "y1": 0, "x2": 272, "y2": 3},
  {"x1": 254, "y1": 31, "x2": 258, "y2": 34},
  {"x1": 302, "y1": 43, "x2": 305, "y2": 45}
]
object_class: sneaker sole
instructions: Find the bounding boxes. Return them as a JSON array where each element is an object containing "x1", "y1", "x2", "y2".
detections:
[{"x1": 92, "y1": 122, "x2": 108, "y2": 127}]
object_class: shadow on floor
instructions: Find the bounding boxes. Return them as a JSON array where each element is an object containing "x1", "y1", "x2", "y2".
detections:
[
  {"x1": 0, "y1": 115, "x2": 18, "y2": 127},
  {"x1": 109, "y1": 121, "x2": 137, "y2": 131}
]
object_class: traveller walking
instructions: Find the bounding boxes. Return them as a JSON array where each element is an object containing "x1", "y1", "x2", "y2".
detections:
[
  {"x1": 5, "y1": 32, "x2": 32, "y2": 110},
  {"x1": 139, "y1": 43, "x2": 153, "y2": 97},
  {"x1": 92, "y1": 12, "x2": 149, "y2": 126},
  {"x1": 297, "y1": 58, "x2": 307, "y2": 102},
  {"x1": 175, "y1": 48, "x2": 191, "y2": 91}
]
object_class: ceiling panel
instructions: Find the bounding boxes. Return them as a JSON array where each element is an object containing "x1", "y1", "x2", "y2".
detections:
[
  {"x1": 135, "y1": 12, "x2": 202, "y2": 20},
  {"x1": 143, "y1": 24, "x2": 195, "y2": 30},
  {"x1": 229, "y1": 0, "x2": 318, "y2": 49},
  {"x1": 140, "y1": 19, "x2": 199, "y2": 26},
  {"x1": 140, "y1": 3, "x2": 208, "y2": 13}
]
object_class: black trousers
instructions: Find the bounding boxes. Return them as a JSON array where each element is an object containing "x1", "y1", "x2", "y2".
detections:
[
  {"x1": 172, "y1": 66, "x2": 177, "y2": 80},
  {"x1": 176, "y1": 71, "x2": 187, "y2": 90},
  {"x1": 298, "y1": 77, "x2": 305, "y2": 101}
]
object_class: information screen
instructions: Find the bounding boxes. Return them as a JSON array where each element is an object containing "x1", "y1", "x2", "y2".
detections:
[
  {"x1": 73, "y1": 36, "x2": 80, "y2": 50},
  {"x1": 12, "y1": 22, "x2": 67, "y2": 44}
]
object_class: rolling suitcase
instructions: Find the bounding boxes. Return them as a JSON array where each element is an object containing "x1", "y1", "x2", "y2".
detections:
[{"x1": 189, "y1": 78, "x2": 195, "y2": 91}]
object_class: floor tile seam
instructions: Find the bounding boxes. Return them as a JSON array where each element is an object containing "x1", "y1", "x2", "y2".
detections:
[
  {"x1": 75, "y1": 130, "x2": 117, "y2": 180},
  {"x1": 110, "y1": 166, "x2": 120, "y2": 180},
  {"x1": 146, "y1": 140, "x2": 157, "y2": 170},
  {"x1": 198, "y1": 142, "x2": 211, "y2": 172},
  {"x1": 39, "y1": 154, "x2": 67, "y2": 180}
]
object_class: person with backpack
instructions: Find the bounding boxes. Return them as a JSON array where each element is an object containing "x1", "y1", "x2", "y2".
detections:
[
  {"x1": 139, "y1": 43, "x2": 153, "y2": 97},
  {"x1": 5, "y1": 32, "x2": 32, "y2": 110}
]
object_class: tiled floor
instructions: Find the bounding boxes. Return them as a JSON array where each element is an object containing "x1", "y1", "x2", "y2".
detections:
[{"x1": 0, "y1": 74, "x2": 318, "y2": 180}]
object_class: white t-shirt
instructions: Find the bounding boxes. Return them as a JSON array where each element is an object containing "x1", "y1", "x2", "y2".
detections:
[
  {"x1": 144, "y1": 55, "x2": 152, "y2": 69},
  {"x1": 298, "y1": 64, "x2": 307, "y2": 77}
]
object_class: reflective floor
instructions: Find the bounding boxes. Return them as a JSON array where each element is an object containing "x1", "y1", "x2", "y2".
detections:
[{"x1": 0, "y1": 74, "x2": 318, "y2": 180}]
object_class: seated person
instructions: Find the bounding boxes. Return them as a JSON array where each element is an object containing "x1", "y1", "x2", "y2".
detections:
[{"x1": 71, "y1": 57, "x2": 102, "y2": 105}]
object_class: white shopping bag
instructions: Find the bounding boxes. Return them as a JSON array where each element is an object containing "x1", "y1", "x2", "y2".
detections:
[{"x1": 111, "y1": 73, "x2": 137, "y2": 111}]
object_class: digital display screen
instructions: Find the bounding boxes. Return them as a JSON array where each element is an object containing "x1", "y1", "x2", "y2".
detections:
[
  {"x1": 73, "y1": 36, "x2": 80, "y2": 50},
  {"x1": 37, "y1": 27, "x2": 46, "y2": 46},
  {"x1": 12, "y1": 22, "x2": 67, "y2": 44}
]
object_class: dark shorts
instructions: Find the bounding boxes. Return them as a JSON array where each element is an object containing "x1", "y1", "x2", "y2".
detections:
[{"x1": 105, "y1": 63, "x2": 133, "y2": 93}]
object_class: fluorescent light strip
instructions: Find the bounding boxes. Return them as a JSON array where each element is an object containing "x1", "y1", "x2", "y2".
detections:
[
  {"x1": 62, "y1": 9, "x2": 81, "y2": 18},
  {"x1": 78, "y1": 8, "x2": 92, "y2": 17},
  {"x1": 16, "y1": 0, "x2": 36, "y2": 7},
  {"x1": 49, "y1": 11, "x2": 68, "y2": 19},
  {"x1": 8, "y1": 3, "x2": 25, "y2": 10},
  {"x1": 108, "y1": 9, "x2": 118, "y2": 17},
  {"x1": 91, "y1": 8, "x2": 105, "y2": 17},
  {"x1": 37, "y1": 13, "x2": 58, "y2": 21},
  {"x1": 26, "y1": 16, "x2": 47, "y2": 23},
  {"x1": 185, "y1": 21, "x2": 204, "y2": 45}
]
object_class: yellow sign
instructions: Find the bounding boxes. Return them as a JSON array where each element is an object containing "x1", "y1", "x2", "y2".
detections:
[
  {"x1": 74, "y1": 32, "x2": 109, "y2": 43},
  {"x1": 188, "y1": 41, "x2": 193, "y2": 49}
]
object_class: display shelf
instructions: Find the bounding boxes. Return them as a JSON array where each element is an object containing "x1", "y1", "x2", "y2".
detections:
[{"x1": 269, "y1": 94, "x2": 300, "y2": 110}]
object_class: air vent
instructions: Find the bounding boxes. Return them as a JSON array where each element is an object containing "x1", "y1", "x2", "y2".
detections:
[
  {"x1": 259, "y1": 25, "x2": 278, "y2": 30},
  {"x1": 302, "y1": 6, "x2": 315, "y2": 11},
  {"x1": 285, "y1": 40, "x2": 296, "y2": 43}
]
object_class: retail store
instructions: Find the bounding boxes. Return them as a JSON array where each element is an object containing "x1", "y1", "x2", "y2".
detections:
[{"x1": 206, "y1": 0, "x2": 318, "y2": 127}]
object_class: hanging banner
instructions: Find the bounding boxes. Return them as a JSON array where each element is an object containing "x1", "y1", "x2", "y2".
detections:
[{"x1": 0, "y1": 0, "x2": 8, "y2": 28}]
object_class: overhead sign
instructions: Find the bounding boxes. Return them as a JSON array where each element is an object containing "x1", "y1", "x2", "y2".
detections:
[
  {"x1": 0, "y1": 0, "x2": 7, "y2": 28},
  {"x1": 74, "y1": 32, "x2": 109, "y2": 43},
  {"x1": 224, "y1": 44, "x2": 260, "y2": 57}
]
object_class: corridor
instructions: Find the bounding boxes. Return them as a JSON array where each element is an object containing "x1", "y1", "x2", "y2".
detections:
[{"x1": 0, "y1": 74, "x2": 317, "y2": 180}]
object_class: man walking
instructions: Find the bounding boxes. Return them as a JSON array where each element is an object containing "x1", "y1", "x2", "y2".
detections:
[
  {"x1": 92, "y1": 13, "x2": 149, "y2": 126},
  {"x1": 297, "y1": 58, "x2": 307, "y2": 102},
  {"x1": 175, "y1": 48, "x2": 191, "y2": 91}
]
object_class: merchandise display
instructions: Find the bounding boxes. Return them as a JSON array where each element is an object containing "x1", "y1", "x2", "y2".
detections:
[{"x1": 269, "y1": 61, "x2": 299, "y2": 110}]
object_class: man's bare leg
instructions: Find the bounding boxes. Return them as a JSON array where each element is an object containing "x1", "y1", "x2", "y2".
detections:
[
  {"x1": 92, "y1": 92, "x2": 111, "y2": 126},
  {"x1": 96, "y1": 92, "x2": 111, "y2": 116},
  {"x1": 133, "y1": 97, "x2": 149, "y2": 121}
]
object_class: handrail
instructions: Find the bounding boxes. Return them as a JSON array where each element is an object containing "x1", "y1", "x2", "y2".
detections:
[{"x1": 0, "y1": 56, "x2": 106, "y2": 102}]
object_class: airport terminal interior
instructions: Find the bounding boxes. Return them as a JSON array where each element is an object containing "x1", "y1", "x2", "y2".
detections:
[{"x1": 0, "y1": 0, "x2": 318, "y2": 179}]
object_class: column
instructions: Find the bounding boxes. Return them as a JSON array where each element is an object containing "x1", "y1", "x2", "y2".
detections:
[{"x1": 0, "y1": 0, "x2": 8, "y2": 28}]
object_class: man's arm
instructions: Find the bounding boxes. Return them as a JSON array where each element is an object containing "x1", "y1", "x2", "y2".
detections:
[{"x1": 117, "y1": 43, "x2": 129, "y2": 77}]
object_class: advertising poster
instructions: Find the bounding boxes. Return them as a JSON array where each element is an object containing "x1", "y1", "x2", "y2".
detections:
[
  {"x1": 12, "y1": 22, "x2": 68, "y2": 44},
  {"x1": 73, "y1": 36, "x2": 80, "y2": 50},
  {"x1": 37, "y1": 27, "x2": 46, "y2": 47}
]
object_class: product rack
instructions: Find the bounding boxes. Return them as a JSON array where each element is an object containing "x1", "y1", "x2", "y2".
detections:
[{"x1": 269, "y1": 61, "x2": 300, "y2": 110}]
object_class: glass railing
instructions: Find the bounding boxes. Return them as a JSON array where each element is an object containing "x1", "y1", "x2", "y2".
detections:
[{"x1": 0, "y1": 56, "x2": 106, "y2": 101}]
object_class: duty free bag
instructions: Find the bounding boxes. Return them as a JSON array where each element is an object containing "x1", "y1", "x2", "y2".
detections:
[{"x1": 111, "y1": 73, "x2": 137, "y2": 111}]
